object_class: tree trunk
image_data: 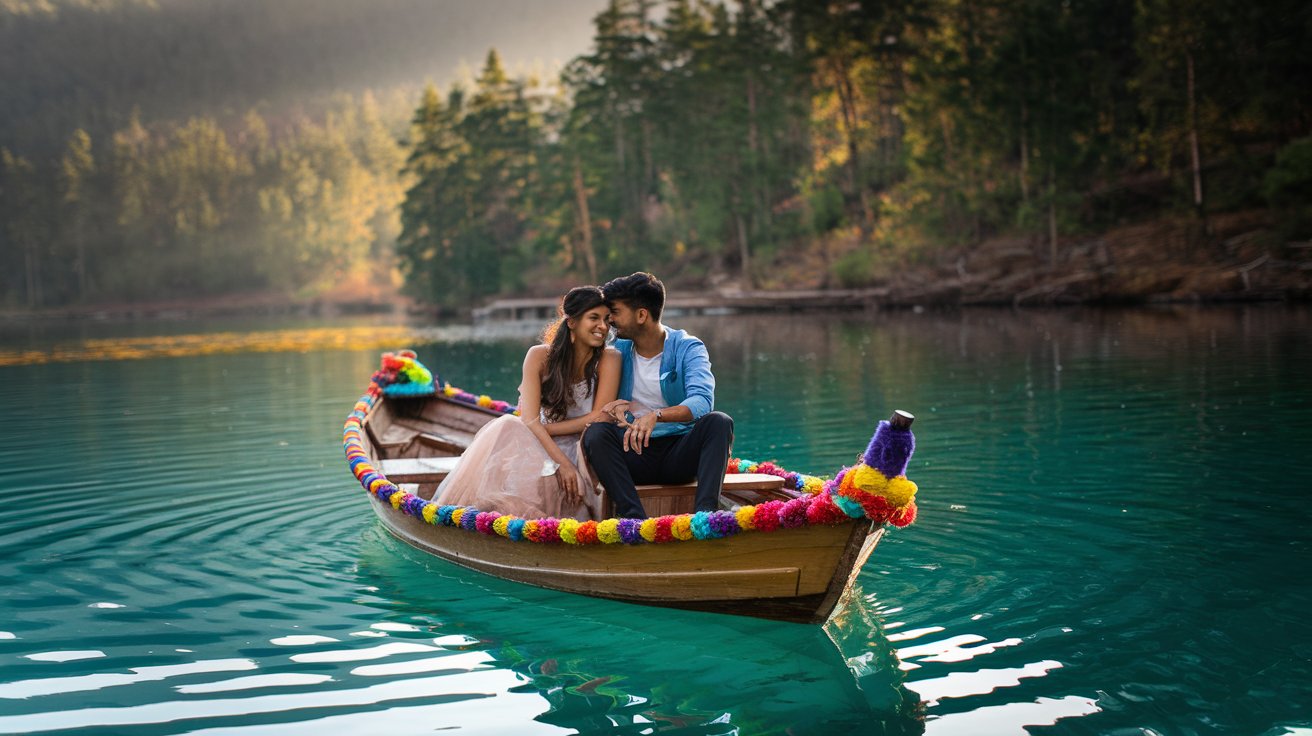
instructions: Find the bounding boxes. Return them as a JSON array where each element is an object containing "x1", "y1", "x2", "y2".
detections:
[
  {"x1": 1019, "y1": 99, "x2": 1030, "y2": 204},
  {"x1": 1048, "y1": 171, "x2": 1059, "y2": 268},
  {"x1": 24, "y1": 237, "x2": 41, "y2": 308},
  {"x1": 74, "y1": 221, "x2": 87, "y2": 302},
  {"x1": 571, "y1": 157, "x2": 597, "y2": 284},
  {"x1": 1019, "y1": 33, "x2": 1030, "y2": 205},
  {"x1": 735, "y1": 209, "x2": 751, "y2": 287},
  {"x1": 1185, "y1": 49, "x2": 1205, "y2": 217},
  {"x1": 746, "y1": 73, "x2": 769, "y2": 234},
  {"x1": 832, "y1": 54, "x2": 873, "y2": 230}
]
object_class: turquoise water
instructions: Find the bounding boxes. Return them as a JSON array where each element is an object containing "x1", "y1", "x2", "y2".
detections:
[{"x1": 1, "y1": 306, "x2": 1310, "y2": 734}]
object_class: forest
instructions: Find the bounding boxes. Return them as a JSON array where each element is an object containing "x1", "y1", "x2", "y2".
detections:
[{"x1": 2, "y1": 0, "x2": 1310, "y2": 310}]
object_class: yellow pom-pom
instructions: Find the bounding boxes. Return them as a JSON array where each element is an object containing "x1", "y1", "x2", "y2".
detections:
[
  {"x1": 558, "y1": 518, "x2": 580, "y2": 544},
  {"x1": 477, "y1": 394, "x2": 493, "y2": 408},
  {"x1": 883, "y1": 477, "x2": 918, "y2": 508},
  {"x1": 849, "y1": 464, "x2": 891, "y2": 496},
  {"x1": 389, "y1": 492, "x2": 406, "y2": 510},
  {"x1": 369, "y1": 478, "x2": 389, "y2": 492},
  {"x1": 735, "y1": 505, "x2": 757, "y2": 530},
  {"x1": 443, "y1": 383, "x2": 457, "y2": 397},
  {"x1": 639, "y1": 518, "x2": 658, "y2": 542},
  {"x1": 451, "y1": 508, "x2": 466, "y2": 526},
  {"x1": 422, "y1": 504, "x2": 438, "y2": 524},
  {"x1": 672, "y1": 515, "x2": 693, "y2": 541},
  {"x1": 802, "y1": 476, "x2": 825, "y2": 495},
  {"x1": 597, "y1": 518, "x2": 621, "y2": 544},
  {"x1": 493, "y1": 516, "x2": 512, "y2": 536}
]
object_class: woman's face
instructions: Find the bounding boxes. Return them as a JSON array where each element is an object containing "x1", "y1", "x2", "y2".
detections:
[{"x1": 570, "y1": 306, "x2": 610, "y2": 349}]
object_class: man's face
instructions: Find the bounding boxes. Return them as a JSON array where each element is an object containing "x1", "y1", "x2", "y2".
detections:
[{"x1": 608, "y1": 300, "x2": 641, "y2": 340}]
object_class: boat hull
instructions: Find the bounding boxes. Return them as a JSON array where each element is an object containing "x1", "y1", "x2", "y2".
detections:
[{"x1": 369, "y1": 493, "x2": 879, "y2": 624}]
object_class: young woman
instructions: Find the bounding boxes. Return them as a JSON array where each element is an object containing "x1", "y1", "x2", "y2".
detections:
[{"x1": 434, "y1": 286, "x2": 620, "y2": 520}]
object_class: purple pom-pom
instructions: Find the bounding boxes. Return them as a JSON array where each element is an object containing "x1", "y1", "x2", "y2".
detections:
[
  {"x1": 709, "y1": 510, "x2": 740, "y2": 536},
  {"x1": 862, "y1": 420, "x2": 916, "y2": 478},
  {"x1": 618, "y1": 518, "x2": 644, "y2": 544},
  {"x1": 461, "y1": 508, "x2": 480, "y2": 530}
]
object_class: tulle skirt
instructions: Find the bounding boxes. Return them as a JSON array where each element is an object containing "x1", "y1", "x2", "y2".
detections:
[{"x1": 433, "y1": 415, "x2": 603, "y2": 521}]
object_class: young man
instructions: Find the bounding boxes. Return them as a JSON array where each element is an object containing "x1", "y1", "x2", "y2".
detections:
[{"x1": 582, "y1": 272, "x2": 734, "y2": 518}]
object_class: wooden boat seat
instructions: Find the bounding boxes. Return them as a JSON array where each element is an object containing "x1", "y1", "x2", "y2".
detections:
[
  {"x1": 368, "y1": 421, "x2": 470, "y2": 458},
  {"x1": 605, "y1": 472, "x2": 788, "y2": 518},
  {"x1": 379, "y1": 456, "x2": 462, "y2": 483}
]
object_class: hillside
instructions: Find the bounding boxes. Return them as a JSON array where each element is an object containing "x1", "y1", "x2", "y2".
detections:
[{"x1": 0, "y1": 0, "x2": 603, "y2": 155}]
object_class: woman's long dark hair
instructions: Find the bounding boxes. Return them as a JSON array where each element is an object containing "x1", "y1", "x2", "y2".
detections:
[{"x1": 539, "y1": 286, "x2": 606, "y2": 422}]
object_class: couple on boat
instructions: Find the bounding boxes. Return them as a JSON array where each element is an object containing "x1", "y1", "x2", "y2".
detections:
[{"x1": 435, "y1": 272, "x2": 734, "y2": 521}]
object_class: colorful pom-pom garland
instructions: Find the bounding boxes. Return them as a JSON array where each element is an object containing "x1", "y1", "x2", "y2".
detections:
[
  {"x1": 375, "y1": 349, "x2": 436, "y2": 397},
  {"x1": 344, "y1": 352, "x2": 918, "y2": 547}
]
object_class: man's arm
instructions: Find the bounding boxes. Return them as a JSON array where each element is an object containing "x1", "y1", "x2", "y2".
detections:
[{"x1": 677, "y1": 339, "x2": 715, "y2": 420}]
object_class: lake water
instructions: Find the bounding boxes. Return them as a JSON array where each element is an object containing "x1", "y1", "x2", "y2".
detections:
[{"x1": 1, "y1": 306, "x2": 1309, "y2": 735}]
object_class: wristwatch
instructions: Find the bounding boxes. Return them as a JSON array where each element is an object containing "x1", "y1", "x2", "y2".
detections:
[{"x1": 654, "y1": 409, "x2": 663, "y2": 421}]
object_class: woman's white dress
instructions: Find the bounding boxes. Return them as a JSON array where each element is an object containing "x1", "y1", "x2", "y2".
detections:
[{"x1": 433, "y1": 381, "x2": 602, "y2": 520}]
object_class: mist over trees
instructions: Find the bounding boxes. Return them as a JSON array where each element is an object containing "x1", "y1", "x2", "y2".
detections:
[
  {"x1": 396, "y1": 0, "x2": 1311, "y2": 306},
  {"x1": 3, "y1": 0, "x2": 1310, "y2": 310}
]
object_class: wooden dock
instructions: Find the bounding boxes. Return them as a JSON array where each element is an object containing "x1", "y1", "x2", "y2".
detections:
[{"x1": 472, "y1": 288, "x2": 892, "y2": 321}]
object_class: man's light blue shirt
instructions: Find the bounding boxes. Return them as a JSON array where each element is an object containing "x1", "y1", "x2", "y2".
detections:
[{"x1": 612, "y1": 327, "x2": 715, "y2": 438}]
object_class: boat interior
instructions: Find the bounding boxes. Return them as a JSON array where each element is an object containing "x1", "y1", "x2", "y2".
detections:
[{"x1": 365, "y1": 395, "x2": 800, "y2": 517}]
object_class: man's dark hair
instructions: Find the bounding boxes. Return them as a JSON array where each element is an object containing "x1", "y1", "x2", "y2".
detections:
[{"x1": 602, "y1": 271, "x2": 665, "y2": 321}]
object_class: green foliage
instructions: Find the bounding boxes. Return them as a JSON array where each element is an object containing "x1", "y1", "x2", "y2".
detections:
[
  {"x1": 832, "y1": 247, "x2": 880, "y2": 289},
  {"x1": 1263, "y1": 138, "x2": 1312, "y2": 207},
  {"x1": 1263, "y1": 137, "x2": 1312, "y2": 239},
  {"x1": 0, "y1": 95, "x2": 406, "y2": 307},
  {"x1": 5, "y1": 0, "x2": 1310, "y2": 310}
]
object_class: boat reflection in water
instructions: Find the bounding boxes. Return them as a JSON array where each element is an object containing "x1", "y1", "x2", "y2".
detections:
[{"x1": 357, "y1": 529, "x2": 924, "y2": 734}]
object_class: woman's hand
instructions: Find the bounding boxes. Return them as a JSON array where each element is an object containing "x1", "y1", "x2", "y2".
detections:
[
  {"x1": 554, "y1": 463, "x2": 581, "y2": 502},
  {"x1": 599, "y1": 399, "x2": 630, "y2": 423},
  {"x1": 582, "y1": 408, "x2": 615, "y2": 428}
]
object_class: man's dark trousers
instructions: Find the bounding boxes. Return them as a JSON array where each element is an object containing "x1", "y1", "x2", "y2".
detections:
[{"x1": 583, "y1": 411, "x2": 734, "y2": 518}]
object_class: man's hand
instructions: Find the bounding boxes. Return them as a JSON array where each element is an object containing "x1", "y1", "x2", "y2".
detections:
[{"x1": 623, "y1": 410, "x2": 659, "y2": 454}]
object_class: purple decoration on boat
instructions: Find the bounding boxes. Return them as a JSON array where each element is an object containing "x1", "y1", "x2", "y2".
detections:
[
  {"x1": 618, "y1": 518, "x2": 644, "y2": 544},
  {"x1": 461, "y1": 508, "x2": 480, "y2": 530},
  {"x1": 709, "y1": 510, "x2": 740, "y2": 536},
  {"x1": 862, "y1": 420, "x2": 916, "y2": 478}
]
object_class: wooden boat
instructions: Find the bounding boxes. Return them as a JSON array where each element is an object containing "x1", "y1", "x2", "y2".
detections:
[{"x1": 344, "y1": 355, "x2": 919, "y2": 625}]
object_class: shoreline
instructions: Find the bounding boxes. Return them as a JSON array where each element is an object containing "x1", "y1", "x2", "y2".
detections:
[
  {"x1": 4, "y1": 211, "x2": 1309, "y2": 324},
  {"x1": 5, "y1": 283, "x2": 1305, "y2": 326}
]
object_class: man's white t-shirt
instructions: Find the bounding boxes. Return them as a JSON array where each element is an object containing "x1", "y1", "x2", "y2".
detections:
[{"x1": 631, "y1": 350, "x2": 668, "y2": 417}]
